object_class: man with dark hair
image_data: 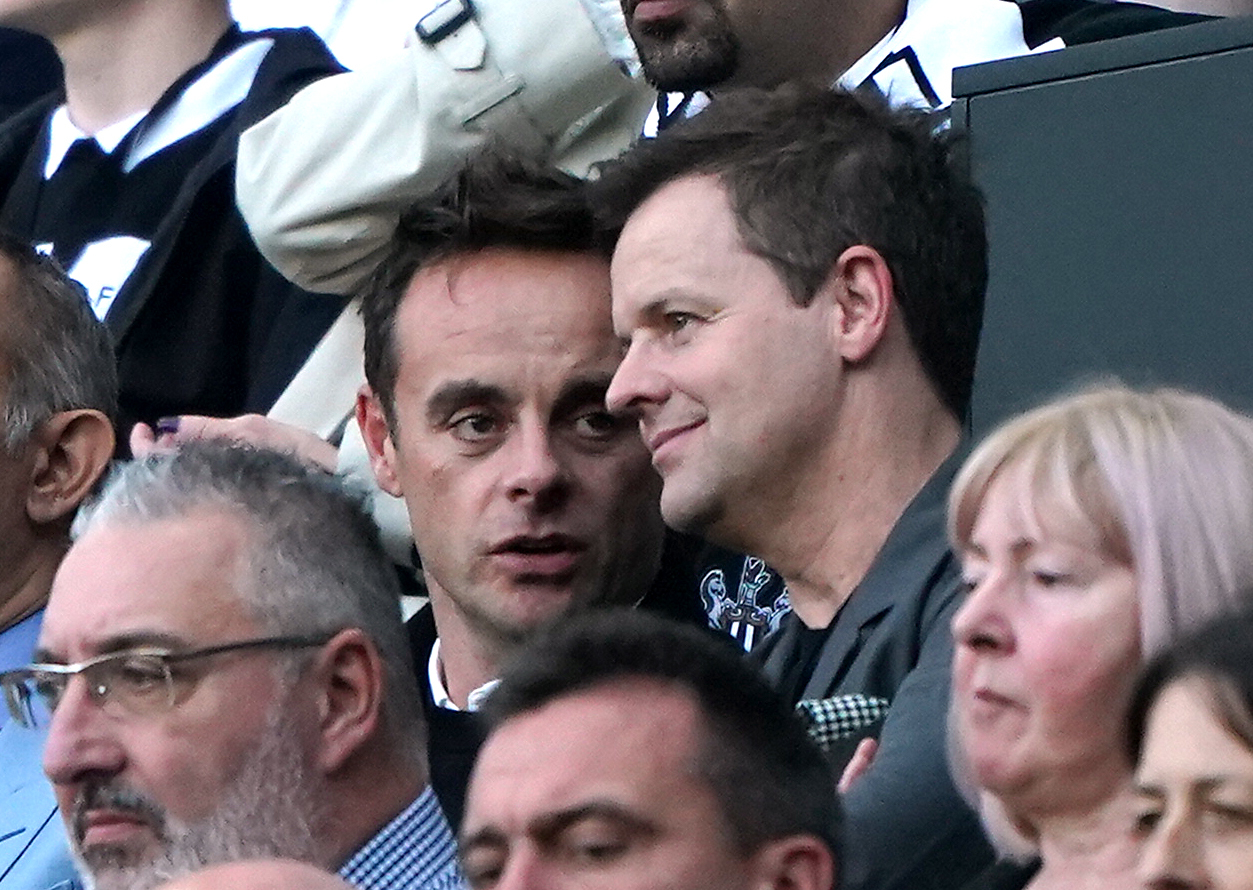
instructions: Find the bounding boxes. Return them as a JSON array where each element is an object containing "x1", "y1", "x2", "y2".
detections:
[
  {"x1": 0, "y1": 231, "x2": 116, "y2": 890},
  {"x1": 462, "y1": 609, "x2": 838, "y2": 890},
  {"x1": 603, "y1": 85, "x2": 990, "y2": 890},
  {"x1": 356, "y1": 149, "x2": 703, "y2": 830},
  {"x1": 3, "y1": 442, "x2": 462, "y2": 890},
  {"x1": 0, "y1": 0, "x2": 346, "y2": 441}
]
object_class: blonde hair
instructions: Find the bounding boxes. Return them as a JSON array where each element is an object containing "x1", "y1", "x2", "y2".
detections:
[
  {"x1": 950, "y1": 383, "x2": 1253, "y2": 653},
  {"x1": 948, "y1": 383, "x2": 1253, "y2": 857}
]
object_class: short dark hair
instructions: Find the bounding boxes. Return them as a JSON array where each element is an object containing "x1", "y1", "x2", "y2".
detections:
[
  {"x1": 594, "y1": 84, "x2": 987, "y2": 419},
  {"x1": 1127, "y1": 607, "x2": 1253, "y2": 765},
  {"x1": 0, "y1": 230, "x2": 118, "y2": 451},
  {"x1": 482, "y1": 609, "x2": 841, "y2": 862},
  {"x1": 360, "y1": 149, "x2": 607, "y2": 425}
]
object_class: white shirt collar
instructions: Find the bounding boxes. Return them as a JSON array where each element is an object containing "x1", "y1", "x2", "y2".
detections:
[
  {"x1": 44, "y1": 107, "x2": 145, "y2": 179},
  {"x1": 427, "y1": 638, "x2": 500, "y2": 712},
  {"x1": 42, "y1": 35, "x2": 275, "y2": 180},
  {"x1": 836, "y1": 0, "x2": 1064, "y2": 109}
]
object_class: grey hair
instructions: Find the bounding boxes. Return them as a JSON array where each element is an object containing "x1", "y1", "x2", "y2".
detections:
[
  {"x1": 0, "y1": 232, "x2": 118, "y2": 451},
  {"x1": 73, "y1": 441, "x2": 424, "y2": 750},
  {"x1": 950, "y1": 382, "x2": 1253, "y2": 653}
]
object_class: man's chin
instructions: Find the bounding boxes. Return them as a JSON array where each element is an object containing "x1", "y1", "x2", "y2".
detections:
[
  {"x1": 73, "y1": 841, "x2": 163, "y2": 890},
  {"x1": 631, "y1": 25, "x2": 739, "y2": 92}
]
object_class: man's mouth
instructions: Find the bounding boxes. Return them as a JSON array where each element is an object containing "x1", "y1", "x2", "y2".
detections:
[
  {"x1": 630, "y1": 0, "x2": 693, "y2": 28},
  {"x1": 645, "y1": 419, "x2": 704, "y2": 467},
  {"x1": 73, "y1": 783, "x2": 166, "y2": 853},
  {"x1": 79, "y1": 809, "x2": 157, "y2": 848},
  {"x1": 489, "y1": 535, "x2": 587, "y2": 580}
]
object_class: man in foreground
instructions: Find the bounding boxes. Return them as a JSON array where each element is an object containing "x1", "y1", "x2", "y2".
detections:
[
  {"x1": 602, "y1": 85, "x2": 990, "y2": 890},
  {"x1": 462, "y1": 609, "x2": 839, "y2": 890},
  {"x1": 0, "y1": 232, "x2": 116, "y2": 890},
  {"x1": 3, "y1": 443, "x2": 462, "y2": 890}
]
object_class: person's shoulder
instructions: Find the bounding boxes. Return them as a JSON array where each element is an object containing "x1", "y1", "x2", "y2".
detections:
[
  {"x1": 1018, "y1": 0, "x2": 1212, "y2": 49},
  {"x1": 237, "y1": 26, "x2": 345, "y2": 128}
]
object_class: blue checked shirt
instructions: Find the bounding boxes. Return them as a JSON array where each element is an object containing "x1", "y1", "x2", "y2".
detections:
[{"x1": 339, "y1": 786, "x2": 465, "y2": 890}]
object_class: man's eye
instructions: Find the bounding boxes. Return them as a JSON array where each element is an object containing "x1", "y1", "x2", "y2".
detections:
[
  {"x1": 572, "y1": 410, "x2": 623, "y2": 440},
  {"x1": 460, "y1": 853, "x2": 504, "y2": 890},
  {"x1": 450, "y1": 412, "x2": 500, "y2": 443},
  {"x1": 560, "y1": 834, "x2": 628, "y2": 866},
  {"x1": 1131, "y1": 806, "x2": 1162, "y2": 837},
  {"x1": 572, "y1": 840, "x2": 627, "y2": 864},
  {"x1": 111, "y1": 656, "x2": 170, "y2": 695},
  {"x1": 663, "y1": 311, "x2": 699, "y2": 334}
]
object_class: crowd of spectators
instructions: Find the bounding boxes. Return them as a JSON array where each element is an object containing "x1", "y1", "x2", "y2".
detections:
[{"x1": 1, "y1": 3, "x2": 1253, "y2": 890}]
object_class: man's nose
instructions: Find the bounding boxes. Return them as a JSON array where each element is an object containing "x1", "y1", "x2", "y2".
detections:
[
  {"x1": 42, "y1": 676, "x2": 126, "y2": 788},
  {"x1": 493, "y1": 847, "x2": 560, "y2": 890},
  {"x1": 606, "y1": 338, "x2": 668, "y2": 419},
  {"x1": 501, "y1": 423, "x2": 570, "y2": 509}
]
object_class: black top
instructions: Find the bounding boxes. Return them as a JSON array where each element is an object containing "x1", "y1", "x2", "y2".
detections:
[
  {"x1": 0, "y1": 26, "x2": 347, "y2": 442},
  {"x1": 0, "y1": 30, "x2": 59, "y2": 123}
]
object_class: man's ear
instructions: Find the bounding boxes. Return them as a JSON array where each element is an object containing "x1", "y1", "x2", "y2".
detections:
[
  {"x1": 356, "y1": 385, "x2": 403, "y2": 498},
  {"x1": 826, "y1": 245, "x2": 894, "y2": 364},
  {"x1": 747, "y1": 835, "x2": 837, "y2": 890},
  {"x1": 309, "y1": 628, "x2": 385, "y2": 775},
  {"x1": 26, "y1": 409, "x2": 114, "y2": 524}
]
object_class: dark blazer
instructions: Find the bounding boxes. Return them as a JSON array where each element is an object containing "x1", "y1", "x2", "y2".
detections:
[{"x1": 756, "y1": 450, "x2": 993, "y2": 890}]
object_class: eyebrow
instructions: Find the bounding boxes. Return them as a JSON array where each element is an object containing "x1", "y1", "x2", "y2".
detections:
[
  {"x1": 461, "y1": 800, "x2": 657, "y2": 851},
  {"x1": 426, "y1": 380, "x2": 511, "y2": 425},
  {"x1": 531, "y1": 800, "x2": 658, "y2": 841},
  {"x1": 34, "y1": 631, "x2": 192, "y2": 664}
]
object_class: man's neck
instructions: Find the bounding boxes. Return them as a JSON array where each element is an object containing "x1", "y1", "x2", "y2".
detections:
[
  {"x1": 427, "y1": 589, "x2": 512, "y2": 711},
  {"x1": 50, "y1": 0, "x2": 232, "y2": 134},
  {"x1": 729, "y1": 0, "x2": 907, "y2": 89},
  {"x1": 738, "y1": 385, "x2": 961, "y2": 630},
  {"x1": 323, "y1": 754, "x2": 428, "y2": 871},
  {"x1": 0, "y1": 538, "x2": 65, "y2": 633}
]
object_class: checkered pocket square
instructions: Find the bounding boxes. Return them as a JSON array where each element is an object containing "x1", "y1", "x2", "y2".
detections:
[{"x1": 795, "y1": 694, "x2": 890, "y2": 750}]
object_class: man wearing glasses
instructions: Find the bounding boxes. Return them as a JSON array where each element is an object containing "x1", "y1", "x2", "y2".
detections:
[{"x1": 0, "y1": 442, "x2": 463, "y2": 890}]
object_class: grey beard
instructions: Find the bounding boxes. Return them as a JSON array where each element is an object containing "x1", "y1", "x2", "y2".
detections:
[{"x1": 73, "y1": 706, "x2": 324, "y2": 890}]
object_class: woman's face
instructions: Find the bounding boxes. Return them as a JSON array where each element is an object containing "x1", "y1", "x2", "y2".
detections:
[
  {"x1": 1135, "y1": 679, "x2": 1253, "y2": 890},
  {"x1": 952, "y1": 459, "x2": 1142, "y2": 815}
]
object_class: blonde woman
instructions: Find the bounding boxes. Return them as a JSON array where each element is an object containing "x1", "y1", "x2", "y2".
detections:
[{"x1": 947, "y1": 384, "x2": 1253, "y2": 890}]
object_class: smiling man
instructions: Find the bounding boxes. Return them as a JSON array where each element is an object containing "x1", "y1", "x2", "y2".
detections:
[
  {"x1": 6, "y1": 443, "x2": 463, "y2": 890},
  {"x1": 601, "y1": 85, "x2": 991, "y2": 890},
  {"x1": 357, "y1": 149, "x2": 701, "y2": 831}
]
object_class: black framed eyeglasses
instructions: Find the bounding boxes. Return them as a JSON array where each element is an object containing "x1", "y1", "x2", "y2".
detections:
[{"x1": 0, "y1": 633, "x2": 335, "y2": 729}]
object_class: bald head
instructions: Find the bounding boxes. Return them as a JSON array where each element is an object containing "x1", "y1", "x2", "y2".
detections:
[{"x1": 154, "y1": 859, "x2": 352, "y2": 890}]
